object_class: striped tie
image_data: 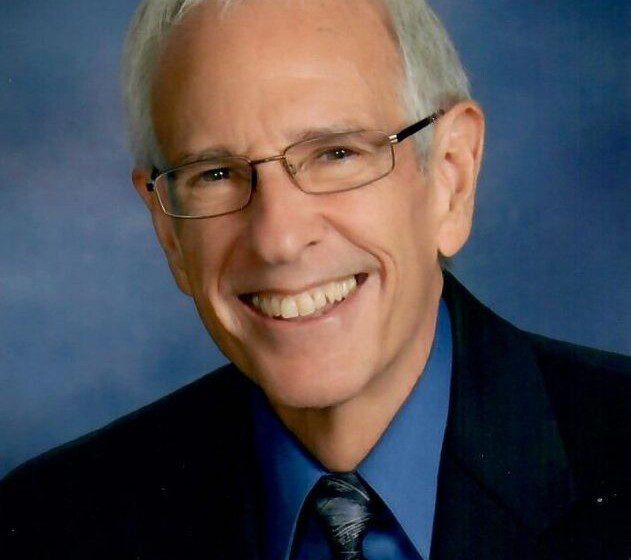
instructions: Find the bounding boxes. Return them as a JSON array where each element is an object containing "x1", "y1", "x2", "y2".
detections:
[{"x1": 313, "y1": 472, "x2": 374, "y2": 560}]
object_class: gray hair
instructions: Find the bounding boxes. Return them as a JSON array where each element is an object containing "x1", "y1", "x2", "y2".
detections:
[{"x1": 122, "y1": 0, "x2": 470, "y2": 168}]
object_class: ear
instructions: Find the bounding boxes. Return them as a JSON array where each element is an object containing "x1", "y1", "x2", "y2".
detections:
[
  {"x1": 132, "y1": 168, "x2": 193, "y2": 296},
  {"x1": 429, "y1": 101, "x2": 485, "y2": 258}
]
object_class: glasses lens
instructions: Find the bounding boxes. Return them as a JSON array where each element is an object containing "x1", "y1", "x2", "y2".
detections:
[
  {"x1": 286, "y1": 130, "x2": 394, "y2": 193},
  {"x1": 155, "y1": 158, "x2": 252, "y2": 217}
]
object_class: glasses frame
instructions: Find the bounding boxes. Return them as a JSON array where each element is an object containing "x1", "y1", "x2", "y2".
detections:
[{"x1": 146, "y1": 109, "x2": 445, "y2": 219}]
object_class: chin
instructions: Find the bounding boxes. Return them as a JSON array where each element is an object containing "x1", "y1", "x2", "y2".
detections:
[{"x1": 245, "y1": 357, "x2": 375, "y2": 410}]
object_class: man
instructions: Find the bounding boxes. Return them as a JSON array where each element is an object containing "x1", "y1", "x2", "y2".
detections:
[{"x1": 1, "y1": 0, "x2": 628, "y2": 558}]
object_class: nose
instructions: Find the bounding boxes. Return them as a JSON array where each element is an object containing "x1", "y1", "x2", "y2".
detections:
[{"x1": 244, "y1": 160, "x2": 326, "y2": 265}]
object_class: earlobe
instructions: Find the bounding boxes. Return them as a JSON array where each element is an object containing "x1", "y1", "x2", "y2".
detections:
[
  {"x1": 431, "y1": 102, "x2": 485, "y2": 258},
  {"x1": 131, "y1": 168, "x2": 193, "y2": 297}
]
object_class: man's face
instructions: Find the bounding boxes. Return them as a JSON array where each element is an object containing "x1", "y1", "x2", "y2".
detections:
[{"x1": 145, "y1": 0, "x2": 452, "y2": 409}]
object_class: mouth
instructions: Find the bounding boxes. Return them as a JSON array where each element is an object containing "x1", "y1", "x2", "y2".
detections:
[{"x1": 239, "y1": 273, "x2": 368, "y2": 321}]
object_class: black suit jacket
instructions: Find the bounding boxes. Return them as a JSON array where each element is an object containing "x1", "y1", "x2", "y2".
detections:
[{"x1": 1, "y1": 273, "x2": 629, "y2": 559}]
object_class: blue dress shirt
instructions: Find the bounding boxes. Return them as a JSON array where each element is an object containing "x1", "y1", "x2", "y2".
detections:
[{"x1": 251, "y1": 299, "x2": 452, "y2": 559}]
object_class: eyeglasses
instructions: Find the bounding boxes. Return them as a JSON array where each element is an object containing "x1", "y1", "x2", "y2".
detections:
[{"x1": 146, "y1": 109, "x2": 444, "y2": 219}]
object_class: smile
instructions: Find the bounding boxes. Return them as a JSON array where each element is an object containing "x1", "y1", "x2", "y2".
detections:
[{"x1": 243, "y1": 274, "x2": 367, "y2": 320}]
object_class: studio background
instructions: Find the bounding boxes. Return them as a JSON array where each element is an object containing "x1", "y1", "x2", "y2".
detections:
[{"x1": 1, "y1": 0, "x2": 629, "y2": 478}]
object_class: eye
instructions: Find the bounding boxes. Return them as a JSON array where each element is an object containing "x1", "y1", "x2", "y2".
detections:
[
  {"x1": 200, "y1": 167, "x2": 232, "y2": 182},
  {"x1": 318, "y1": 146, "x2": 358, "y2": 162}
]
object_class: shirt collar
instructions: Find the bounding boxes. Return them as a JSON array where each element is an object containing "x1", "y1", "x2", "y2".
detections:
[{"x1": 251, "y1": 298, "x2": 452, "y2": 560}]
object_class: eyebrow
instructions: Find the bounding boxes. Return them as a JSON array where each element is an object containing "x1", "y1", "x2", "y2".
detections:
[
  {"x1": 289, "y1": 121, "x2": 367, "y2": 143},
  {"x1": 173, "y1": 120, "x2": 370, "y2": 167},
  {"x1": 176, "y1": 147, "x2": 234, "y2": 167}
]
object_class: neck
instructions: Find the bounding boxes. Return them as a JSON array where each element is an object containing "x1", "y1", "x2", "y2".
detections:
[{"x1": 272, "y1": 282, "x2": 443, "y2": 472}]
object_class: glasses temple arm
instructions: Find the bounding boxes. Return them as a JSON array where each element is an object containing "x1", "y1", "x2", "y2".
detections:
[{"x1": 392, "y1": 109, "x2": 445, "y2": 143}]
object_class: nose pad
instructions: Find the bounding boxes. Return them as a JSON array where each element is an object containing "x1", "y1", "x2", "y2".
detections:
[
  {"x1": 251, "y1": 166, "x2": 259, "y2": 190},
  {"x1": 283, "y1": 159, "x2": 297, "y2": 176}
]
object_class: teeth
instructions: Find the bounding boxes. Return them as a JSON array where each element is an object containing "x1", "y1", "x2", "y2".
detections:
[
  {"x1": 280, "y1": 297, "x2": 299, "y2": 319},
  {"x1": 260, "y1": 297, "x2": 272, "y2": 316},
  {"x1": 250, "y1": 275, "x2": 359, "y2": 319},
  {"x1": 341, "y1": 280, "x2": 351, "y2": 298},
  {"x1": 313, "y1": 290, "x2": 327, "y2": 309},
  {"x1": 346, "y1": 276, "x2": 357, "y2": 292},
  {"x1": 270, "y1": 296, "x2": 282, "y2": 317},
  {"x1": 324, "y1": 282, "x2": 340, "y2": 303},
  {"x1": 296, "y1": 293, "x2": 315, "y2": 316}
]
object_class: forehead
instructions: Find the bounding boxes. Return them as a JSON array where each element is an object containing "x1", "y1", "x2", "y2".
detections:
[{"x1": 152, "y1": 0, "x2": 407, "y2": 161}]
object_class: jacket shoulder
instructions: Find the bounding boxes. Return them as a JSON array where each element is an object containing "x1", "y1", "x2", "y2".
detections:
[
  {"x1": 2, "y1": 363, "x2": 248, "y2": 485},
  {"x1": 528, "y1": 332, "x2": 630, "y2": 420},
  {"x1": 527, "y1": 333, "x2": 630, "y2": 490},
  {"x1": 529, "y1": 333, "x2": 630, "y2": 382},
  {"x1": 0, "y1": 364, "x2": 253, "y2": 558}
]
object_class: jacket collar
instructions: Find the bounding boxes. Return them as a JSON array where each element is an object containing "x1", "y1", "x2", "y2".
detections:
[{"x1": 431, "y1": 272, "x2": 575, "y2": 557}]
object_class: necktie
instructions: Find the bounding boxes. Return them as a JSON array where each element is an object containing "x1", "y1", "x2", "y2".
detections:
[{"x1": 312, "y1": 472, "x2": 374, "y2": 559}]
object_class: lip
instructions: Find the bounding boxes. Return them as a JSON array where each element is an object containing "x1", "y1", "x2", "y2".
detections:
[
  {"x1": 238, "y1": 272, "x2": 369, "y2": 325},
  {"x1": 237, "y1": 272, "x2": 367, "y2": 299}
]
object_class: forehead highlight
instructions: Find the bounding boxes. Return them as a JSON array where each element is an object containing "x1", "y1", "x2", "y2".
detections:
[{"x1": 151, "y1": 0, "x2": 407, "y2": 163}]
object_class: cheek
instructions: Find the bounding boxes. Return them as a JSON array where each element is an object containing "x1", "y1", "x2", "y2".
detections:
[
  {"x1": 396, "y1": 166, "x2": 442, "y2": 257},
  {"x1": 177, "y1": 217, "x2": 244, "y2": 281},
  {"x1": 362, "y1": 173, "x2": 441, "y2": 326},
  {"x1": 176, "y1": 222, "x2": 243, "y2": 329},
  {"x1": 362, "y1": 168, "x2": 437, "y2": 257},
  {"x1": 178, "y1": 228, "x2": 218, "y2": 285}
]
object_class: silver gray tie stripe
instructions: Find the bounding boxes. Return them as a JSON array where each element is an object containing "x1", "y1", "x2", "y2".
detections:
[{"x1": 313, "y1": 472, "x2": 373, "y2": 560}]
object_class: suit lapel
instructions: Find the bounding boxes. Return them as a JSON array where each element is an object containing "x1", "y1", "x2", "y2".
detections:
[{"x1": 431, "y1": 273, "x2": 576, "y2": 559}]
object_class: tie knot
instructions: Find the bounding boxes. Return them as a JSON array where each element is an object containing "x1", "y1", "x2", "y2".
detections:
[{"x1": 313, "y1": 473, "x2": 373, "y2": 560}]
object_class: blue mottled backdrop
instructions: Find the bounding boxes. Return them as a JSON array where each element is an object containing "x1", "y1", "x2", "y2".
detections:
[{"x1": 1, "y1": 1, "x2": 629, "y2": 477}]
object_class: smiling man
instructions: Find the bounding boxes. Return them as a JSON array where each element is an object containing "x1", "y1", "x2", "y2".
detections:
[
  {"x1": 139, "y1": 0, "x2": 469, "y2": 477},
  {"x1": 1, "y1": 1, "x2": 629, "y2": 559}
]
